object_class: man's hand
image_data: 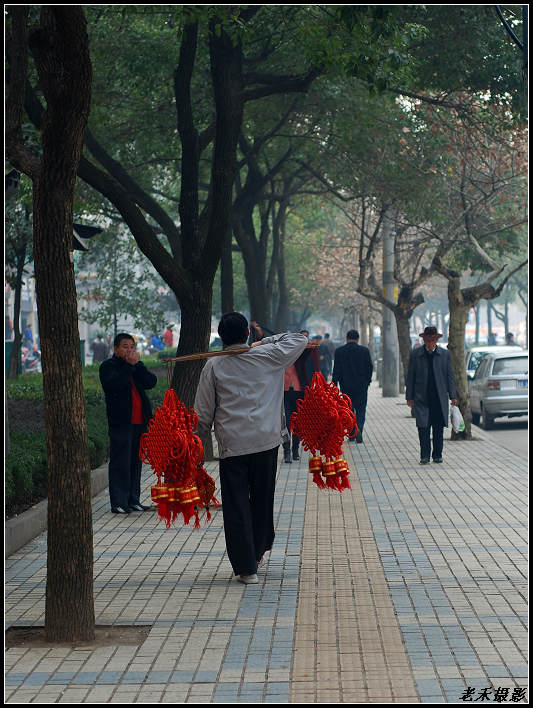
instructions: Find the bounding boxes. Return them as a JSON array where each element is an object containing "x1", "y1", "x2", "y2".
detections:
[
  {"x1": 251, "y1": 340, "x2": 262, "y2": 348},
  {"x1": 450, "y1": 398, "x2": 458, "y2": 406},
  {"x1": 126, "y1": 351, "x2": 141, "y2": 365},
  {"x1": 407, "y1": 400, "x2": 414, "y2": 408}
]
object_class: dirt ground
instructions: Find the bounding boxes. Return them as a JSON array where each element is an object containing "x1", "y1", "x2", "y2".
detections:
[{"x1": 5, "y1": 625, "x2": 151, "y2": 649}]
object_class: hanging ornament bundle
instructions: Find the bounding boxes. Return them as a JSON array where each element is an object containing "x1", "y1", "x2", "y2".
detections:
[
  {"x1": 290, "y1": 372, "x2": 357, "y2": 491},
  {"x1": 139, "y1": 387, "x2": 219, "y2": 528}
]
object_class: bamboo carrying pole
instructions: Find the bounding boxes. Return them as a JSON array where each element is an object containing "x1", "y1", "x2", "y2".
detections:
[{"x1": 162, "y1": 343, "x2": 316, "y2": 364}]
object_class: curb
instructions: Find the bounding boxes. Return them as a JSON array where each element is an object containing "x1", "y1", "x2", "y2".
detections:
[{"x1": 5, "y1": 463, "x2": 109, "y2": 559}]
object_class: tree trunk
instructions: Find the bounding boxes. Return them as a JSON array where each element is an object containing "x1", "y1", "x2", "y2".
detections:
[
  {"x1": 26, "y1": 8, "x2": 96, "y2": 643},
  {"x1": 446, "y1": 277, "x2": 473, "y2": 440},
  {"x1": 34, "y1": 178, "x2": 95, "y2": 642},
  {"x1": 274, "y1": 202, "x2": 290, "y2": 332},
  {"x1": 475, "y1": 303, "x2": 480, "y2": 344},
  {"x1": 220, "y1": 226, "x2": 234, "y2": 314},
  {"x1": 394, "y1": 311, "x2": 412, "y2": 388},
  {"x1": 172, "y1": 285, "x2": 213, "y2": 409}
]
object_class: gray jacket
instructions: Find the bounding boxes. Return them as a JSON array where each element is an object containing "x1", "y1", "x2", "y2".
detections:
[
  {"x1": 405, "y1": 345, "x2": 457, "y2": 428},
  {"x1": 194, "y1": 332, "x2": 308, "y2": 458}
]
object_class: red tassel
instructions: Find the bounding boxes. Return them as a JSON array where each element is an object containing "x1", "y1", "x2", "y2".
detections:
[{"x1": 313, "y1": 471, "x2": 326, "y2": 489}]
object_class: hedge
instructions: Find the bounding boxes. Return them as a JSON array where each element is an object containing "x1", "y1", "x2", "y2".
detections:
[{"x1": 5, "y1": 358, "x2": 167, "y2": 517}]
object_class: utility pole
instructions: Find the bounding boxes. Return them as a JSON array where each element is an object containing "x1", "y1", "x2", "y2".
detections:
[{"x1": 382, "y1": 209, "x2": 399, "y2": 397}]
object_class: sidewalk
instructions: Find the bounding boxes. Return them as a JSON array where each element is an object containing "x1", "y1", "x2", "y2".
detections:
[{"x1": 5, "y1": 383, "x2": 528, "y2": 703}]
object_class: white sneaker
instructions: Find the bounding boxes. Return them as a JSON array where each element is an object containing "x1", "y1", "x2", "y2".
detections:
[{"x1": 238, "y1": 573, "x2": 258, "y2": 584}]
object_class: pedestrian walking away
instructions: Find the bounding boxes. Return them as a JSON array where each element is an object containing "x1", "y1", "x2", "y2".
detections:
[
  {"x1": 332, "y1": 329, "x2": 373, "y2": 443},
  {"x1": 282, "y1": 330, "x2": 317, "y2": 464},
  {"x1": 315, "y1": 334, "x2": 332, "y2": 380},
  {"x1": 194, "y1": 312, "x2": 307, "y2": 585},
  {"x1": 99, "y1": 333, "x2": 158, "y2": 513},
  {"x1": 90, "y1": 335, "x2": 108, "y2": 363},
  {"x1": 323, "y1": 333, "x2": 336, "y2": 373},
  {"x1": 163, "y1": 325, "x2": 174, "y2": 349},
  {"x1": 406, "y1": 326, "x2": 458, "y2": 465}
]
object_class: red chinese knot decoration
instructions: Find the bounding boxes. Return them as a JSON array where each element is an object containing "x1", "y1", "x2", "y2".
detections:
[
  {"x1": 139, "y1": 388, "x2": 219, "y2": 528},
  {"x1": 290, "y1": 372, "x2": 357, "y2": 491}
]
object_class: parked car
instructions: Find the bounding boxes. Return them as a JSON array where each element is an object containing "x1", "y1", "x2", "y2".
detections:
[
  {"x1": 468, "y1": 350, "x2": 528, "y2": 429},
  {"x1": 465, "y1": 345, "x2": 523, "y2": 380}
]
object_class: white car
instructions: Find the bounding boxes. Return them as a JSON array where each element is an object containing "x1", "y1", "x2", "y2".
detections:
[
  {"x1": 465, "y1": 345, "x2": 523, "y2": 380},
  {"x1": 469, "y1": 350, "x2": 528, "y2": 429}
]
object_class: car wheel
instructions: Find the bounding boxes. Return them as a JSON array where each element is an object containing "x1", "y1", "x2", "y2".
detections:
[
  {"x1": 480, "y1": 406, "x2": 494, "y2": 430},
  {"x1": 471, "y1": 411, "x2": 480, "y2": 426}
]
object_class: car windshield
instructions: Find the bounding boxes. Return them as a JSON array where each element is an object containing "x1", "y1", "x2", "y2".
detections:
[
  {"x1": 469, "y1": 351, "x2": 489, "y2": 370},
  {"x1": 492, "y1": 357, "x2": 528, "y2": 376}
]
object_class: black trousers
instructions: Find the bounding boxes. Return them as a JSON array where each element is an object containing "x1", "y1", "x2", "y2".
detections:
[
  {"x1": 284, "y1": 389, "x2": 303, "y2": 452},
  {"x1": 343, "y1": 388, "x2": 368, "y2": 436},
  {"x1": 418, "y1": 425, "x2": 444, "y2": 461},
  {"x1": 219, "y1": 446, "x2": 278, "y2": 576},
  {"x1": 108, "y1": 423, "x2": 146, "y2": 509}
]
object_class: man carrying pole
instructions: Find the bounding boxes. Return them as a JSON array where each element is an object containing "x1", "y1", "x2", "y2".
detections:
[{"x1": 194, "y1": 312, "x2": 308, "y2": 584}]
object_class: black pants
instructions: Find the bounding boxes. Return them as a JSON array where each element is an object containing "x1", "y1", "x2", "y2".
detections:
[
  {"x1": 108, "y1": 423, "x2": 146, "y2": 509},
  {"x1": 344, "y1": 388, "x2": 368, "y2": 436},
  {"x1": 219, "y1": 446, "x2": 278, "y2": 576},
  {"x1": 418, "y1": 425, "x2": 444, "y2": 461},
  {"x1": 284, "y1": 389, "x2": 303, "y2": 453}
]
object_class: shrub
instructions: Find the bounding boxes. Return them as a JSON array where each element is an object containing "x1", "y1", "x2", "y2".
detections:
[{"x1": 6, "y1": 361, "x2": 170, "y2": 516}]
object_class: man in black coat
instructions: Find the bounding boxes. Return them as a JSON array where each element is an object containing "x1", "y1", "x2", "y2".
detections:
[
  {"x1": 406, "y1": 326, "x2": 458, "y2": 465},
  {"x1": 332, "y1": 330, "x2": 373, "y2": 443},
  {"x1": 99, "y1": 333, "x2": 158, "y2": 513}
]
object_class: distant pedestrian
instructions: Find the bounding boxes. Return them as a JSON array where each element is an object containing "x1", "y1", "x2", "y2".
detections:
[
  {"x1": 163, "y1": 326, "x2": 174, "y2": 349},
  {"x1": 332, "y1": 330, "x2": 373, "y2": 444},
  {"x1": 151, "y1": 333, "x2": 164, "y2": 353},
  {"x1": 5, "y1": 315, "x2": 14, "y2": 341},
  {"x1": 323, "y1": 333, "x2": 335, "y2": 366},
  {"x1": 23, "y1": 323, "x2": 33, "y2": 348},
  {"x1": 315, "y1": 335, "x2": 332, "y2": 380},
  {"x1": 90, "y1": 335, "x2": 108, "y2": 363},
  {"x1": 505, "y1": 332, "x2": 517, "y2": 346},
  {"x1": 99, "y1": 333, "x2": 158, "y2": 514},
  {"x1": 282, "y1": 331, "x2": 318, "y2": 464},
  {"x1": 406, "y1": 326, "x2": 458, "y2": 465},
  {"x1": 301, "y1": 329, "x2": 320, "y2": 384}
]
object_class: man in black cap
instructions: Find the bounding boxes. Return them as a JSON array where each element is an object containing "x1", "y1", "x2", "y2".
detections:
[
  {"x1": 332, "y1": 330, "x2": 373, "y2": 443},
  {"x1": 406, "y1": 326, "x2": 458, "y2": 465}
]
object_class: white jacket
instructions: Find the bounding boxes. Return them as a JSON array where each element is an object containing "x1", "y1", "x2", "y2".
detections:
[{"x1": 194, "y1": 332, "x2": 308, "y2": 458}]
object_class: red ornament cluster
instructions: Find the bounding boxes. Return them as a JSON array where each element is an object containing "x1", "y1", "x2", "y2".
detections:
[
  {"x1": 139, "y1": 388, "x2": 219, "y2": 528},
  {"x1": 290, "y1": 372, "x2": 358, "y2": 491}
]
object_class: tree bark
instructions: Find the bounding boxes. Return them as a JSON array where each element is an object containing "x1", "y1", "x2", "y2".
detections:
[
  {"x1": 446, "y1": 277, "x2": 473, "y2": 440},
  {"x1": 220, "y1": 226, "x2": 234, "y2": 314},
  {"x1": 393, "y1": 311, "x2": 413, "y2": 387},
  {"x1": 23, "y1": 7, "x2": 94, "y2": 642},
  {"x1": 171, "y1": 285, "x2": 213, "y2": 409}
]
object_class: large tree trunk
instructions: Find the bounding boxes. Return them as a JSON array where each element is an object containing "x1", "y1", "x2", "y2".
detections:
[
  {"x1": 394, "y1": 311, "x2": 412, "y2": 388},
  {"x1": 220, "y1": 226, "x2": 234, "y2": 314},
  {"x1": 28, "y1": 7, "x2": 95, "y2": 642},
  {"x1": 446, "y1": 277, "x2": 473, "y2": 440},
  {"x1": 172, "y1": 285, "x2": 213, "y2": 409}
]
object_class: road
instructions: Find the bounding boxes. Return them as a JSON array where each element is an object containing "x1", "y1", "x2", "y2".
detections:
[{"x1": 473, "y1": 415, "x2": 529, "y2": 460}]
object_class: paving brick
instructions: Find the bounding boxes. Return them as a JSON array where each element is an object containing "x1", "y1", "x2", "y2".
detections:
[{"x1": 4, "y1": 385, "x2": 528, "y2": 703}]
